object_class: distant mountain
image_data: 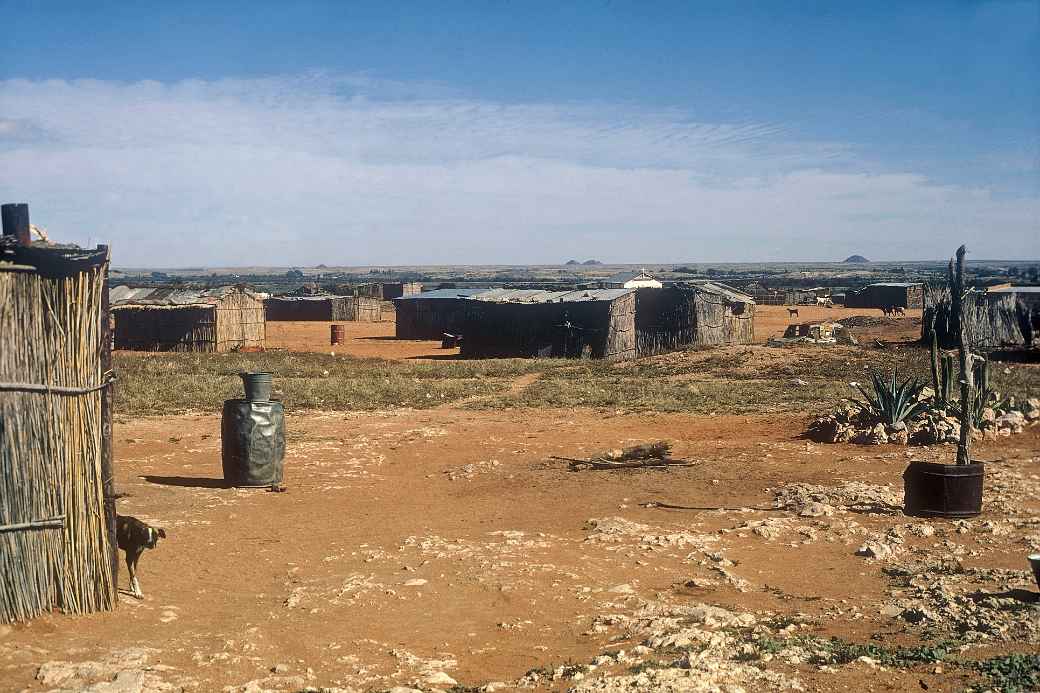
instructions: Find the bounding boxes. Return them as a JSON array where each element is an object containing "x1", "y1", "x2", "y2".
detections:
[
  {"x1": 565, "y1": 259, "x2": 580, "y2": 265},
  {"x1": 582, "y1": 259, "x2": 603, "y2": 265},
  {"x1": 843, "y1": 255, "x2": 870, "y2": 263}
]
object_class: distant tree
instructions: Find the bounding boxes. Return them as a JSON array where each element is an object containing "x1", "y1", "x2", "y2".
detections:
[
  {"x1": 285, "y1": 269, "x2": 304, "y2": 280},
  {"x1": 582, "y1": 259, "x2": 603, "y2": 265},
  {"x1": 150, "y1": 271, "x2": 169, "y2": 280}
]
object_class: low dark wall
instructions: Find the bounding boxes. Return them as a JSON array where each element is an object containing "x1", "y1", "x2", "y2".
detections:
[{"x1": 460, "y1": 300, "x2": 613, "y2": 358}]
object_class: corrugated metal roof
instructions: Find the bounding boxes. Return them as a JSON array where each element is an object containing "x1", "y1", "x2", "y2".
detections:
[
  {"x1": 470, "y1": 288, "x2": 634, "y2": 303},
  {"x1": 864, "y1": 282, "x2": 923, "y2": 288},
  {"x1": 687, "y1": 281, "x2": 755, "y2": 303},
  {"x1": 393, "y1": 288, "x2": 487, "y2": 301},
  {"x1": 265, "y1": 295, "x2": 349, "y2": 302},
  {"x1": 988, "y1": 286, "x2": 1040, "y2": 294},
  {"x1": 110, "y1": 285, "x2": 260, "y2": 307}
]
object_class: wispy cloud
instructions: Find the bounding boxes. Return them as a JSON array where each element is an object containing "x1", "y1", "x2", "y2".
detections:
[{"x1": 0, "y1": 74, "x2": 1035, "y2": 265}]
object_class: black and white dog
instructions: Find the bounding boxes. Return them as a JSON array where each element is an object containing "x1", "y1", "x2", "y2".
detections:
[{"x1": 116, "y1": 515, "x2": 166, "y2": 598}]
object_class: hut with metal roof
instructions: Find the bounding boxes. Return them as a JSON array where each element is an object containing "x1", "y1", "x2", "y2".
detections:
[
  {"x1": 111, "y1": 286, "x2": 265, "y2": 352},
  {"x1": 460, "y1": 288, "x2": 638, "y2": 359},
  {"x1": 393, "y1": 288, "x2": 485, "y2": 339},
  {"x1": 844, "y1": 282, "x2": 923, "y2": 309},
  {"x1": 457, "y1": 283, "x2": 754, "y2": 360},
  {"x1": 635, "y1": 282, "x2": 755, "y2": 354},
  {"x1": 264, "y1": 295, "x2": 382, "y2": 322}
]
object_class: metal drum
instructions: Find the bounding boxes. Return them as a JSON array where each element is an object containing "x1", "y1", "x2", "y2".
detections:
[
  {"x1": 331, "y1": 324, "x2": 346, "y2": 345},
  {"x1": 221, "y1": 399, "x2": 285, "y2": 487}
]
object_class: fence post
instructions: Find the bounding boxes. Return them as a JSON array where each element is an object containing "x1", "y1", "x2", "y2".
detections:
[
  {"x1": 97, "y1": 245, "x2": 118, "y2": 601},
  {"x1": 1, "y1": 203, "x2": 31, "y2": 246}
]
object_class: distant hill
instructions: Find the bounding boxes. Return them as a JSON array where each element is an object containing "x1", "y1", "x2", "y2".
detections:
[
  {"x1": 582, "y1": 259, "x2": 603, "y2": 265},
  {"x1": 565, "y1": 259, "x2": 580, "y2": 265},
  {"x1": 843, "y1": 255, "x2": 870, "y2": 263}
]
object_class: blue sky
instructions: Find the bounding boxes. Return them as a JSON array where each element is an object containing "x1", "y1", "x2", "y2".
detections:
[{"x1": 0, "y1": 1, "x2": 1037, "y2": 265}]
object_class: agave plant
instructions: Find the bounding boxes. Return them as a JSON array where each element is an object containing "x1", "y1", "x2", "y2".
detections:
[{"x1": 853, "y1": 370, "x2": 930, "y2": 426}]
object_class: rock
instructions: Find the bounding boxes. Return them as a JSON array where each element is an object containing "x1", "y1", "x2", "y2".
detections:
[
  {"x1": 608, "y1": 583, "x2": 635, "y2": 594},
  {"x1": 889, "y1": 421, "x2": 907, "y2": 432},
  {"x1": 880, "y1": 604, "x2": 904, "y2": 618},
  {"x1": 271, "y1": 664, "x2": 290, "y2": 674},
  {"x1": 889, "y1": 429, "x2": 909, "y2": 445},
  {"x1": 799, "y1": 502, "x2": 835, "y2": 518},
  {"x1": 996, "y1": 411, "x2": 1025, "y2": 428},
  {"x1": 424, "y1": 671, "x2": 457, "y2": 686},
  {"x1": 403, "y1": 579, "x2": 427, "y2": 587},
  {"x1": 856, "y1": 542, "x2": 897, "y2": 560},
  {"x1": 982, "y1": 408, "x2": 997, "y2": 423}
]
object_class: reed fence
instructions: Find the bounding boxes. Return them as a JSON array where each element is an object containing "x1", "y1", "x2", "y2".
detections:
[{"x1": 1, "y1": 248, "x2": 115, "y2": 623}]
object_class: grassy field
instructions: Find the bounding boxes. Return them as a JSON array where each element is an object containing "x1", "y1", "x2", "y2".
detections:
[{"x1": 112, "y1": 344, "x2": 1040, "y2": 417}]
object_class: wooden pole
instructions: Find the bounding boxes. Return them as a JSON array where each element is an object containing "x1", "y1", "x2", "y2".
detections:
[
  {"x1": 97, "y1": 245, "x2": 118, "y2": 599},
  {"x1": 1, "y1": 203, "x2": 31, "y2": 246}
]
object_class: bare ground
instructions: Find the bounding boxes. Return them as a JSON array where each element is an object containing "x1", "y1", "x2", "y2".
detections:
[{"x1": 3, "y1": 406, "x2": 1038, "y2": 692}]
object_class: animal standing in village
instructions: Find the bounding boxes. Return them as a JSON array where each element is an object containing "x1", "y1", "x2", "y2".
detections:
[
  {"x1": 116, "y1": 515, "x2": 166, "y2": 599},
  {"x1": 815, "y1": 297, "x2": 834, "y2": 307},
  {"x1": 787, "y1": 308, "x2": 799, "y2": 318}
]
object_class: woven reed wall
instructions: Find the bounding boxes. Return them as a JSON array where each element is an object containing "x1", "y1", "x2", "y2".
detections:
[
  {"x1": 635, "y1": 287, "x2": 754, "y2": 354},
  {"x1": 395, "y1": 298, "x2": 473, "y2": 339},
  {"x1": 460, "y1": 300, "x2": 617, "y2": 359},
  {"x1": 922, "y1": 286, "x2": 1029, "y2": 348},
  {"x1": 214, "y1": 292, "x2": 266, "y2": 352},
  {"x1": 0, "y1": 261, "x2": 114, "y2": 623},
  {"x1": 114, "y1": 305, "x2": 216, "y2": 351}
]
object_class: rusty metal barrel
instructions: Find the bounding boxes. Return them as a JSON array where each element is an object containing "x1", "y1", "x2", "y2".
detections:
[{"x1": 330, "y1": 324, "x2": 345, "y2": 345}]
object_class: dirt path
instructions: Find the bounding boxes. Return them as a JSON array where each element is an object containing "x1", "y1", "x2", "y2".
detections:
[{"x1": 3, "y1": 409, "x2": 1037, "y2": 692}]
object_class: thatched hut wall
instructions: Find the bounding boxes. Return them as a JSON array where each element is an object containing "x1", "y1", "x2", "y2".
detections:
[
  {"x1": 634, "y1": 285, "x2": 754, "y2": 354},
  {"x1": 845, "y1": 283, "x2": 923, "y2": 309},
  {"x1": 394, "y1": 290, "x2": 482, "y2": 339},
  {"x1": 265, "y1": 296, "x2": 382, "y2": 322},
  {"x1": 922, "y1": 286, "x2": 1030, "y2": 349},
  {"x1": 1, "y1": 247, "x2": 115, "y2": 623},
  {"x1": 114, "y1": 305, "x2": 216, "y2": 351},
  {"x1": 113, "y1": 288, "x2": 265, "y2": 352},
  {"x1": 460, "y1": 296, "x2": 630, "y2": 359}
]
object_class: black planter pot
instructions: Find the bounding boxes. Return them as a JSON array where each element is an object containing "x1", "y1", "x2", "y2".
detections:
[{"x1": 903, "y1": 460, "x2": 984, "y2": 518}]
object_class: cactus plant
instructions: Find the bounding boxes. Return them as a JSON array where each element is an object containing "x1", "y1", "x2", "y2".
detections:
[
  {"x1": 854, "y1": 370, "x2": 929, "y2": 426},
  {"x1": 951, "y1": 245, "x2": 973, "y2": 466},
  {"x1": 929, "y1": 326, "x2": 956, "y2": 408}
]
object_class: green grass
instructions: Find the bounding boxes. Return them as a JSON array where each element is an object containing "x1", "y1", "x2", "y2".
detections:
[{"x1": 112, "y1": 344, "x2": 1040, "y2": 417}]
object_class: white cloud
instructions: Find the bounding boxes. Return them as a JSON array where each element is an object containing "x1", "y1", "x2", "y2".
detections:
[{"x1": 0, "y1": 75, "x2": 1036, "y2": 265}]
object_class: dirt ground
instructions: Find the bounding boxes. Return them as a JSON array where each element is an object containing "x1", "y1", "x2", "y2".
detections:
[
  {"x1": 5, "y1": 308, "x2": 1037, "y2": 693},
  {"x1": 263, "y1": 305, "x2": 924, "y2": 361}
]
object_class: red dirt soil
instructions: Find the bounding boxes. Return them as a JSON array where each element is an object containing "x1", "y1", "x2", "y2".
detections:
[{"x1": 2, "y1": 405, "x2": 1037, "y2": 692}]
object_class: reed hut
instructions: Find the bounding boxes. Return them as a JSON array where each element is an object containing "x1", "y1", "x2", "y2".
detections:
[
  {"x1": 264, "y1": 295, "x2": 382, "y2": 322},
  {"x1": 356, "y1": 282, "x2": 423, "y2": 300},
  {"x1": 1, "y1": 210, "x2": 116, "y2": 623},
  {"x1": 393, "y1": 288, "x2": 485, "y2": 339},
  {"x1": 458, "y1": 283, "x2": 754, "y2": 360},
  {"x1": 112, "y1": 286, "x2": 265, "y2": 352},
  {"x1": 635, "y1": 282, "x2": 755, "y2": 353},
  {"x1": 922, "y1": 285, "x2": 1032, "y2": 348},
  {"x1": 845, "y1": 282, "x2": 923, "y2": 309},
  {"x1": 460, "y1": 289, "x2": 637, "y2": 359}
]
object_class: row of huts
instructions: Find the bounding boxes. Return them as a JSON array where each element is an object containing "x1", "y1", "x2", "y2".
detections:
[
  {"x1": 109, "y1": 287, "x2": 389, "y2": 352},
  {"x1": 394, "y1": 282, "x2": 756, "y2": 360}
]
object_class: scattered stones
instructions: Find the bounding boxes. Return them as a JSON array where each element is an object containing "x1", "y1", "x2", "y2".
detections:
[{"x1": 774, "y1": 482, "x2": 901, "y2": 515}]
